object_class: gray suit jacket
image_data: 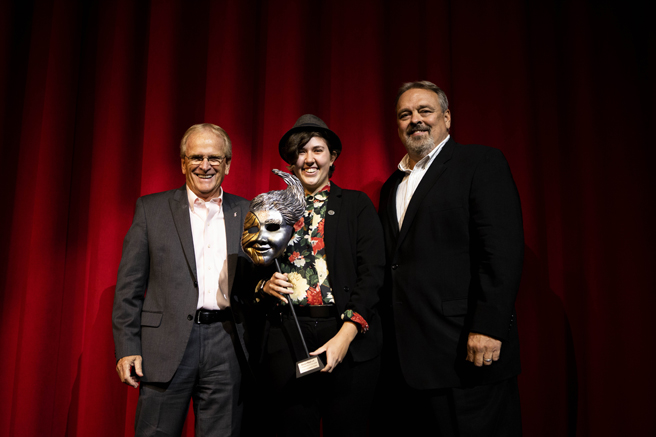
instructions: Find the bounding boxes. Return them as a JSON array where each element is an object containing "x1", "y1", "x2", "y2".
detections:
[{"x1": 112, "y1": 185, "x2": 250, "y2": 383}]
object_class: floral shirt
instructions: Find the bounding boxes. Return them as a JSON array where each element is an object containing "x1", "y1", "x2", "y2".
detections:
[{"x1": 278, "y1": 185, "x2": 369, "y2": 333}]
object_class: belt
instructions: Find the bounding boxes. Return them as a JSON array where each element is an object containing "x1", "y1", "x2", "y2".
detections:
[
  {"x1": 283, "y1": 304, "x2": 337, "y2": 318},
  {"x1": 195, "y1": 308, "x2": 231, "y2": 324}
]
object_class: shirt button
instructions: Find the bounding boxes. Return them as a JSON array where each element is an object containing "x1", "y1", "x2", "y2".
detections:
[{"x1": 392, "y1": 265, "x2": 399, "y2": 270}]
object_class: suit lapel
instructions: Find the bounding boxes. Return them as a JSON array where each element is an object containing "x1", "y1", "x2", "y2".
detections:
[
  {"x1": 385, "y1": 171, "x2": 405, "y2": 239},
  {"x1": 170, "y1": 186, "x2": 197, "y2": 282},
  {"x1": 222, "y1": 192, "x2": 241, "y2": 292},
  {"x1": 395, "y1": 138, "x2": 456, "y2": 251},
  {"x1": 324, "y1": 183, "x2": 342, "y2": 276}
]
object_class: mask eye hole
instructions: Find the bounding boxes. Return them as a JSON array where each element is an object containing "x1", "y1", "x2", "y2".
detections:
[
  {"x1": 265, "y1": 224, "x2": 280, "y2": 232},
  {"x1": 247, "y1": 226, "x2": 259, "y2": 234}
]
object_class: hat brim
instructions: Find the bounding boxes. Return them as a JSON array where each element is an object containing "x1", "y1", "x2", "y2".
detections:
[{"x1": 278, "y1": 124, "x2": 342, "y2": 163}]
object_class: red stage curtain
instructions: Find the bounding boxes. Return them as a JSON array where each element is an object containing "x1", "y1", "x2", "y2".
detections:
[{"x1": 1, "y1": 0, "x2": 654, "y2": 435}]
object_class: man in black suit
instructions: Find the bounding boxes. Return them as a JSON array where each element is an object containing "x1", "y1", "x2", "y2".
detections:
[
  {"x1": 112, "y1": 123, "x2": 250, "y2": 436},
  {"x1": 378, "y1": 81, "x2": 524, "y2": 436}
]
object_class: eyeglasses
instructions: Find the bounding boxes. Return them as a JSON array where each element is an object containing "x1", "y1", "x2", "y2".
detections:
[{"x1": 185, "y1": 155, "x2": 227, "y2": 166}]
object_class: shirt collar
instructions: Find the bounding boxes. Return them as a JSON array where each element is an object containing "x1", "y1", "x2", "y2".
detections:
[
  {"x1": 398, "y1": 134, "x2": 450, "y2": 174},
  {"x1": 186, "y1": 185, "x2": 223, "y2": 212},
  {"x1": 307, "y1": 184, "x2": 331, "y2": 202}
]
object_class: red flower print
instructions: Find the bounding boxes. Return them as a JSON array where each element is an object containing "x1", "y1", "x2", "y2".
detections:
[
  {"x1": 288, "y1": 251, "x2": 301, "y2": 262},
  {"x1": 317, "y1": 219, "x2": 325, "y2": 237},
  {"x1": 293, "y1": 217, "x2": 304, "y2": 231},
  {"x1": 311, "y1": 237, "x2": 325, "y2": 255},
  {"x1": 307, "y1": 286, "x2": 323, "y2": 305}
]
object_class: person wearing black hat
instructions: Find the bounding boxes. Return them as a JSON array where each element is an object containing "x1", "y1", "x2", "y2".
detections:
[{"x1": 255, "y1": 114, "x2": 384, "y2": 436}]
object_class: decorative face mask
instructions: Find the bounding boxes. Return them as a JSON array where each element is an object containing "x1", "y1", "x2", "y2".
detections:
[
  {"x1": 242, "y1": 209, "x2": 295, "y2": 266},
  {"x1": 242, "y1": 169, "x2": 305, "y2": 266}
]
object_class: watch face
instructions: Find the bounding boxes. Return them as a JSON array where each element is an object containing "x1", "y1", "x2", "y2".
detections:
[{"x1": 242, "y1": 210, "x2": 293, "y2": 266}]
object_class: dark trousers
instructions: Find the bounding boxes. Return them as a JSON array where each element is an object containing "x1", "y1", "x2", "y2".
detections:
[
  {"x1": 416, "y1": 377, "x2": 522, "y2": 436},
  {"x1": 261, "y1": 314, "x2": 380, "y2": 437},
  {"x1": 134, "y1": 320, "x2": 243, "y2": 437},
  {"x1": 372, "y1": 331, "x2": 522, "y2": 437},
  {"x1": 374, "y1": 367, "x2": 521, "y2": 436}
]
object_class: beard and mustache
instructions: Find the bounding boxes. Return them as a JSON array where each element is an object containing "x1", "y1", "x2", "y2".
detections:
[{"x1": 402, "y1": 124, "x2": 435, "y2": 157}]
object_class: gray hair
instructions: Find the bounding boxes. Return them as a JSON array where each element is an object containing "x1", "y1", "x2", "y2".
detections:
[
  {"x1": 396, "y1": 81, "x2": 449, "y2": 113},
  {"x1": 179, "y1": 123, "x2": 232, "y2": 159},
  {"x1": 250, "y1": 170, "x2": 305, "y2": 226}
]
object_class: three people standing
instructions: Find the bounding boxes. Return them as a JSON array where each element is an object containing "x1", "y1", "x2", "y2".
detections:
[{"x1": 113, "y1": 80, "x2": 523, "y2": 437}]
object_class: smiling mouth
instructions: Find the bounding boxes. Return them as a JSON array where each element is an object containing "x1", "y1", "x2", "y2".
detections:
[
  {"x1": 408, "y1": 127, "x2": 430, "y2": 136},
  {"x1": 195, "y1": 173, "x2": 215, "y2": 179},
  {"x1": 302, "y1": 167, "x2": 318, "y2": 175},
  {"x1": 251, "y1": 243, "x2": 271, "y2": 253}
]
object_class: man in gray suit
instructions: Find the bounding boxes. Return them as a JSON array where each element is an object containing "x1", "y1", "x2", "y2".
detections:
[{"x1": 112, "y1": 123, "x2": 250, "y2": 436}]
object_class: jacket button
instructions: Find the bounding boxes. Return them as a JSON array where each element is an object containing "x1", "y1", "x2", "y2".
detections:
[
  {"x1": 187, "y1": 315, "x2": 193, "y2": 321},
  {"x1": 194, "y1": 281, "x2": 198, "y2": 287},
  {"x1": 392, "y1": 265, "x2": 398, "y2": 270},
  {"x1": 344, "y1": 286, "x2": 350, "y2": 292}
]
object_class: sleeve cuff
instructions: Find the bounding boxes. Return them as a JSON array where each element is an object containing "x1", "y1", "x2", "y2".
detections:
[{"x1": 341, "y1": 309, "x2": 369, "y2": 333}]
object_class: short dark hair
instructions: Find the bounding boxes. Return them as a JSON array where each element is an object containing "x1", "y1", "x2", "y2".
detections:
[
  {"x1": 280, "y1": 131, "x2": 339, "y2": 178},
  {"x1": 396, "y1": 81, "x2": 449, "y2": 113}
]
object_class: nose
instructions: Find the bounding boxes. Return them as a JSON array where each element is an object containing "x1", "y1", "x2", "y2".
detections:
[
  {"x1": 256, "y1": 227, "x2": 268, "y2": 242},
  {"x1": 305, "y1": 152, "x2": 316, "y2": 164},
  {"x1": 255, "y1": 233, "x2": 267, "y2": 245},
  {"x1": 199, "y1": 157, "x2": 212, "y2": 171},
  {"x1": 410, "y1": 111, "x2": 423, "y2": 125}
]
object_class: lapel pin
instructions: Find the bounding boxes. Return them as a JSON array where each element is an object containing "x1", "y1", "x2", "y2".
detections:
[
  {"x1": 234, "y1": 212, "x2": 237, "y2": 217},
  {"x1": 328, "y1": 210, "x2": 335, "y2": 215}
]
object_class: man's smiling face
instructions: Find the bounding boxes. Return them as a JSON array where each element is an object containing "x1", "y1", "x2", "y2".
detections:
[
  {"x1": 396, "y1": 88, "x2": 451, "y2": 161},
  {"x1": 181, "y1": 130, "x2": 231, "y2": 201}
]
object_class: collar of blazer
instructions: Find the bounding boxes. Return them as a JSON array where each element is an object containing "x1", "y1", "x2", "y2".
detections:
[
  {"x1": 170, "y1": 185, "x2": 198, "y2": 282},
  {"x1": 393, "y1": 137, "x2": 456, "y2": 251},
  {"x1": 168, "y1": 185, "x2": 242, "y2": 287},
  {"x1": 221, "y1": 191, "x2": 242, "y2": 294},
  {"x1": 322, "y1": 182, "x2": 342, "y2": 273}
]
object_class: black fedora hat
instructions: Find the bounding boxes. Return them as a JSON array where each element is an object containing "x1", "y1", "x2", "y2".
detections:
[{"x1": 278, "y1": 114, "x2": 342, "y2": 163}]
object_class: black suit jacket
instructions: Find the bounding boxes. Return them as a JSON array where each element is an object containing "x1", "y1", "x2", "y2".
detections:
[
  {"x1": 323, "y1": 183, "x2": 385, "y2": 362},
  {"x1": 112, "y1": 185, "x2": 250, "y2": 383},
  {"x1": 379, "y1": 138, "x2": 524, "y2": 389}
]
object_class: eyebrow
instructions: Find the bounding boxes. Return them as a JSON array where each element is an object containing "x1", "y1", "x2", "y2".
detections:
[{"x1": 397, "y1": 104, "x2": 435, "y2": 115}]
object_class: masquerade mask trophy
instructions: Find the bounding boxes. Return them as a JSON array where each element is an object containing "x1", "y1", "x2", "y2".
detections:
[{"x1": 242, "y1": 169, "x2": 325, "y2": 377}]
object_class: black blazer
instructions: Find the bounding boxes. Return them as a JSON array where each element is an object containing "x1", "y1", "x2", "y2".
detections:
[
  {"x1": 112, "y1": 185, "x2": 250, "y2": 383},
  {"x1": 323, "y1": 183, "x2": 385, "y2": 362},
  {"x1": 379, "y1": 138, "x2": 524, "y2": 389}
]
